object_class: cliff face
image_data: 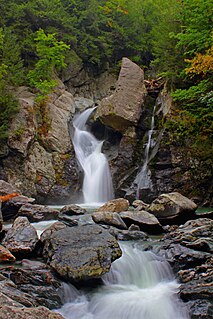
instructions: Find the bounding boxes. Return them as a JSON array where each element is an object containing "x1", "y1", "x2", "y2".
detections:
[{"x1": 0, "y1": 59, "x2": 212, "y2": 205}]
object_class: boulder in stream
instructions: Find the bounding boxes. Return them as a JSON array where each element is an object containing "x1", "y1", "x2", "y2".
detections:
[
  {"x1": 0, "y1": 306, "x2": 64, "y2": 319},
  {"x1": 97, "y1": 198, "x2": 129, "y2": 213},
  {"x1": 43, "y1": 224, "x2": 122, "y2": 281},
  {"x1": 2, "y1": 217, "x2": 39, "y2": 257},
  {"x1": 17, "y1": 204, "x2": 59, "y2": 222},
  {"x1": 147, "y1": 192, "x2": 197, "y2": 224}
]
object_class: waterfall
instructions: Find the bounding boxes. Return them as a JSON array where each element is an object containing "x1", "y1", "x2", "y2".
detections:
[
  {"x1": 136, "y1": 103, "x2": 156, "y2": 199},
  {"x1": 72, "y1": 107, "x2": 114, "y2": 204},
  {"x1": 56, "y1": 244, "x2": 189, "y2": 319}
]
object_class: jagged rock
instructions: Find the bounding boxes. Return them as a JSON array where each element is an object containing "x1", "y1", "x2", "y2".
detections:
[
  {"x1": 0, "y1": 180, "x2": 20, "y2": 196},
  {"x1": 0, "y1": 306, "x2": 64, "y2": 319},
  {"x1": 92, "y1": 211, "x2": 127, "y2": 229},
  {"x1": 17, "y1": 204, "x2": 59, "y2": 222},
  {"x1": 119, "y1": 210, "x2": 163, "y2": 234},
  {"x1": 58, "y1": 213, "x2": 78, "y2": 227},
  {"x1": 1, "y1": 195, "x2": 35, "y2": 221},
  {"x1": 97, "y1": 198, "x2": 129, "y2": 213},
  {"x1": 97, "y1": 58, "x2": 147, "y2": 134},
  {"x1": 186, "y1": 300, "x2": 213, "y2": 319},
  {"x1": 0, "y1": 245, "x2": 16, "y2": 262},
  {"x1": 132, "y1": 199, "x2": 149, "y2": 210},
  {"x1": 42, "y1": 224, "x2": 122, "y2": 281},
  {"x1": 2, "y1": 217, "x2": 39, "y2": 256},
  {"x1": 60, "y1": 204, "x2": 87, "y2": 215},
  {"x1": 147, "y1": 192, "x2": 197, "y2": 224},
  {"x1": 74, "y1": 97, "x2": 94, "y2": 111}
]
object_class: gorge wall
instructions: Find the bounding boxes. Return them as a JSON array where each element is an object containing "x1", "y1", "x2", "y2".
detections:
[{"x1": 0, "y1": 59, "x2": 212, "y2": 205}]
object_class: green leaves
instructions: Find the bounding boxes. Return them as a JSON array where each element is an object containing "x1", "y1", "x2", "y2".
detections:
[{"x1": 27, "y1": 29, "x2": 69, "y2": 98}]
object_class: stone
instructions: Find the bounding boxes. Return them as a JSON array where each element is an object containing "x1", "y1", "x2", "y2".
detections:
[
  {"x1": 2, "y1": 217, "x2": 39, "y2": 256},
  {"x1": 0, "y1": 306, "x2": 64, "y2": 319},
  {"x1": 0, "y1": 245, "x2": 16, "y2": 262},
  {"x1": 40, "y1": 221, "x2": 66, "y2": 243},
  {"x1": 18, "y1": 204, "x2": 59, "y2": 222},
  {"x1": 147, "y1": 192, "x2": 197, "y2": 224},
  {"x1": 1, "y1": 195, "x2": 35, "y2": 221},
  {"x1": 0, "y1": 262, "x2": 63, "y2": 309},
  {"x1": 109, "y1": 227, "x2": 148, "y2": 241},
  {"x1": 97, "y1": 198, "x2": 129, "y2": 213},
  {"x1": 60, "y1": 204, "x2": 87, "y2": 215},
  {"x1": 119, "y1": 210, "x2": 163, "y2": 234},
  {"x1": 92, "y1": 211, "x2": 127, "y2": 229},
  {"x1": 132, "y1": 199, "x2": 149, "y2": 210},
  {"x1": 97, "y1": 58, "x2": 147, "y2": 134},
  {"x1": 43, "y1": 224, "x2": 122, "y2": 281},
  {"x1": 0, "y1": 180, "x2": 19, "y2": 196}
]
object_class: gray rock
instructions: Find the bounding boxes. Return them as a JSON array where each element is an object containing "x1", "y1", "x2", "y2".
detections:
[
  {"x1": 18, "y1": 204, "x2": 59, "y2": 222},
  {"x1": 0, "y1": 180, "x2": 19, "y2": 196},
  {"x1": 147, "y1": 192, "x2": 197, "y2": 224},
  {"x1": 43, "y1": 224, "x2": 122, "y2": 281},
  {"x1": 0, "y1": 306, "x2": 64, "y2": 319},
  {"x1": 120, "y1": 210, "x2": 163, "y2": 234},
  {"x1": 1, "y1": 195, "x2": 35, "y2": 221},
  {"x1": 60, "y1": 204, "x2": 87, "y2": 215},
  {"x1": 97, "y1": 58, "x2": 147, "y2": 134},
  {"x1": 2, "y1": 217, "x2": 38, "y2": 256},
  {"x1": 92, "y1": 211, "x2": 127, "y2": 229}
]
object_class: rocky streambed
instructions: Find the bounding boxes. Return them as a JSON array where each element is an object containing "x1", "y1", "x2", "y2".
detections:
[{"x1": 0, "y1": 180, "x2": 212, "y2": 318}]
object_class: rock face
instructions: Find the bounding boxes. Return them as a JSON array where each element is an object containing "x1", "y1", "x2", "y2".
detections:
[
  {"x1": 2, "y1": 217, "x2": 39, "y2": 256},
  {"x1": 43, "y1": 224, "x2": 122, "y2": 281},
  {"x1": 97, "y1": 58, "x2": 147, "y2": 134},
  {"x1": 1, "y1": 85, "x2": 80, "y2": 203},
  {"x1": 0, "y1": 306, "x2": 64, "y2": 319},
  {"x1": 147, "y1": 192, "x2": 197, "y2": 224}
]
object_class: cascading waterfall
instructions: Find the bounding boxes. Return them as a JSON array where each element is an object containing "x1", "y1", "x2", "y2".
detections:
[
  {"x1": 136, "y1": 103, "x2": 156, "y2": 199},
  {"x1": 72, "y1": 107, "x2": 114, "y2": 204},
  {"x1": 56, "y1": 244, "x2": 189, "y2": 319}
]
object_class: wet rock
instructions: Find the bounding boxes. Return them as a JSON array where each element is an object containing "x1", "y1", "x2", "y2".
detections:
[
  {"x1": 147, "y1": 192, "x2": 197, "y2": 224},
  {"x1": 92, "y1": 211, "x2": 127, "y2": 229},
  {"x1": 60, "y1": 204, "x2": 87, "y2": 216},
  {"x1": 186, "y1": 300, "x2": 213, "y2": 319},
  {"x1": 97, "y1": 58, "x2": 147, "y2": 134},
  {"x1": 0, "y1": 245, "x2": 16, "y2": 262},
  {"x1": 120, "y1": 210, "x2": 163, "y2": 234},
  {"x1": 57, "y1": 213, "x2": 78, "y2": 227},
  {"x1": 0, "y1": 262, "x2": 64, "y2": 309},
  {"x1": 97, "y1": 198, "x2": 129, "y2": 213},
  {"x1": 132, "y1": 199, "x2": 149, "y2": 211},
  {"x1": 0, "y1": 306, "x2": 64, "y2": 319},
  {"x1": 40, "y1": 221, "x2": 66, "y2": 243},
  {"x1": 0, "y1": 200, "x2": 2, "y2": 232},
  {"x1": 18, "y1": 204, "x2": 59, "y2": 222},
  {"x1": 2, "y1": 217, "x2": 39, "y2": 256},
  {"x1": 43, "y1": 224, "x2": 122, "y2": 281},
  {"x1": 109, "y1": 227, "x2": 148, "y2": 241},
  {"x1": 1, "y1": 195, "x2": 35, "y2": 221}
]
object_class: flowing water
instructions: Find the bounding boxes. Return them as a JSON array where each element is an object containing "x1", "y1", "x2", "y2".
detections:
[
  {"x1": 72, "y1": 107, "x2": 114, "y2": 204},
  {"x1": 136, "y1": 104, "x2": 156, "y2": 199},
  {"x1": 56, "y1": 243, "x2": 189, "y2": 319}
]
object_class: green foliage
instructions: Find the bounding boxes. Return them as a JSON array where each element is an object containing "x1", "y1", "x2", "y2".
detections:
[{"x1": 27, "y1": 29, "x2": 69, "y2": 99}]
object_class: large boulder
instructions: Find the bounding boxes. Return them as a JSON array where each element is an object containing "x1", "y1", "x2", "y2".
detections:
[
  {"x1": 96, "y1": 58, "x2": 147, "y2": 134},
  {"x1": 97, "y1": 198, "x2": 129, "y2": 213},
  {"x1": 0, "y1": 306, "x2": 64, "y2": 319},
  {"x1": 147, "y1": 192, "x2": 197, "y2": 224},
  {"x1": 43, "y1": 224, "x2": 122, "y2": 281},
  {"x1": 2, "y1": 217, "x2": 39, "y2": 256},
  {"x1": 1, "y1": 195, "x2": 35, "y2": 221},
  {"x1": 119, "y1": 210, "x2": 163, "y2": 234}
]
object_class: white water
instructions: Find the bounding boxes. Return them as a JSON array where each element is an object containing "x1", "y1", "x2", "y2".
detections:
[
  {"x1": 136, "y1": 104, "x2": 156, "y2": 198},
  {"x1": 72, "y1": 107, "x2": 114, "y2": 204},
  {"x1": 56, "y1": 244, "x2": 189, "y2": 319}
]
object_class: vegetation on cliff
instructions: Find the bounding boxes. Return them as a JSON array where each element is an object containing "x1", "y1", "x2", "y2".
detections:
[{"x1": 0, "y1": 0, "x2": 212, "y2": 163}]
